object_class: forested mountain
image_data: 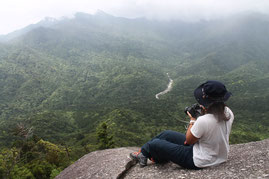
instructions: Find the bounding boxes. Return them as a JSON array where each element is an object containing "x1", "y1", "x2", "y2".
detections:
[{"x1": 0, "y1": 11, "x2": 269, "y2": 178}]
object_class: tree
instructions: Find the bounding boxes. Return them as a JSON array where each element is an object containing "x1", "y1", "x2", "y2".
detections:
[
  {"x1": 2, "y1": 123, "x2": 34, "y2": 178},
  {"x1": 96, "y1": 122, "x2": 114, "y2": 150},
  {"x1": 37, "y1": 139, "x2": 69, "y2": 166}
]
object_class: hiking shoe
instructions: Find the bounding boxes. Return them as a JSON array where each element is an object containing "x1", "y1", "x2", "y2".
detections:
[{"x1": 130, "y1": 151, "x2": 148, "y2": 167}]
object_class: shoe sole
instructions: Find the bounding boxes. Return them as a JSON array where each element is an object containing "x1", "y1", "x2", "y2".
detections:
[
  {"x1": 129, "y1": 153, "x2": 147, "y2": 167},
  {"x1": 129, "y1": 153, "x2": 139, "y2": 162}
]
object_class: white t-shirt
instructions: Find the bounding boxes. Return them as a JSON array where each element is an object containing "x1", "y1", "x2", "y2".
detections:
[{"x1": 191, "y1": 107, "x2": 234, "y2": 168}]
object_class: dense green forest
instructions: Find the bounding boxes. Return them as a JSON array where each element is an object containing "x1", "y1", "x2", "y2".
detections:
[{"x1": 0, "y1": 11, "x2": 269, "y2": 178}]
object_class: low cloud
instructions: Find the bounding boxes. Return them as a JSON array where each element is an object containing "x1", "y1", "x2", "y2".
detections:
[
  {"x1": 1, "y1": 0, "x2": 269, "y2": 34},
  {"x1": 109, "y1": 0, "x2": 269, "y2": 21}
]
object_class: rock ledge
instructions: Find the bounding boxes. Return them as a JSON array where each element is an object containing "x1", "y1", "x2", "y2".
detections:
[{"x1": 56, "y1": 139, "x2": 269, "y2": 179}]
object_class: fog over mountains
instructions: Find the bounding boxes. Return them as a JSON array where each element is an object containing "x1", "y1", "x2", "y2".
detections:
[
  {"x1": 0, "y1": 11, "x2": 269, "y2": 150},
  {"x1": 0, "y1": 10, "x2": 269, "y2": 178}
]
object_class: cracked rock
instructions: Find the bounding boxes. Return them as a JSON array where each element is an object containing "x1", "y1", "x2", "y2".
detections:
[{"x1": 56, "y1": 139, "x2": 269, "y2": 179}]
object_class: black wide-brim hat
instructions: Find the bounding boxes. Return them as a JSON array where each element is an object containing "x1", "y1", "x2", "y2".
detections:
[{"x1": 194, "y1": 80, "x2": 232, "y2": 107}]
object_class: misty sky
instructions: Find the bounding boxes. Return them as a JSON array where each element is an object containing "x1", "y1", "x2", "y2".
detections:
[{"x1": 1, "y1": 0, "x2": 269, "y2": 35}]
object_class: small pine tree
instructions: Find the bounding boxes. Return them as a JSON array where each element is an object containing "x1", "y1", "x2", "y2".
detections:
[{"x1": 96, "y1": 122, "x2": 114, "y2": 150}]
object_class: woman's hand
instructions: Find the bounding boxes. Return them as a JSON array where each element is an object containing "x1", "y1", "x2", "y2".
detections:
[
  {"x1": 200, "y1": 104, "x2": 207, "y2": 115},
  {"x1": 187, "y1": 111, "x2": 196, "y2": 123}
]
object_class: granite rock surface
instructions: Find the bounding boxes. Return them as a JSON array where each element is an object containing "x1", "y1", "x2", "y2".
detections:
[{"x1": 56, "y1": 139, "x2": 269, "y2": 179}]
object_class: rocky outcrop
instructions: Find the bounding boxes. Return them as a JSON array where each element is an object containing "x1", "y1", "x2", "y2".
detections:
[{"x1": 56, "y1": 139, "x2": 269, "y2": 179}]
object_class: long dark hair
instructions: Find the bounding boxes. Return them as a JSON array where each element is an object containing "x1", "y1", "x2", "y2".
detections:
[{"x1": 206, "y1": 102, "x2": 229, "y2": 121}]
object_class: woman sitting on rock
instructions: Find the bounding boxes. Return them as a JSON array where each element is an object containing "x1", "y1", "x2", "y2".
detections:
[{"x1": 130, "y1": 80, "x2": 234, "y2": 169}]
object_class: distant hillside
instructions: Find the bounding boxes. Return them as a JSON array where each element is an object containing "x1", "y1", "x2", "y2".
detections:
[
  {"x1": 0, "y1": 11, "x2": 269, "y2": 151},
  {"x1": 1, "y1": 11, "x2": 269, "y2": 179}
]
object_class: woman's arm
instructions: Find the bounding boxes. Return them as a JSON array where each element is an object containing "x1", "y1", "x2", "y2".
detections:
[
  {"x1": 184, "y1": 111, "x2": 199, "y2": 145},
  {"x1": 185, "y1": 123, "x2": 199, "y2": 145}
]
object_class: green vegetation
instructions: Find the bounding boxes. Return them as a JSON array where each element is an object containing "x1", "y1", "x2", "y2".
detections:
[
  {"x1": 0, "y1": 124, "x2": 70, "y2": 178},
  {"x1": 96, "y1": 122, "x2": 114, "y2": 149},
  {"x1": 0, "y1": 12, "x2": 269, "y2": 178}
]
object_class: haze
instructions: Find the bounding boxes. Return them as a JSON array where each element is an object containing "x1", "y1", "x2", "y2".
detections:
[{"x1": 1, "y1": 0, "x2": 269, "y2": 35}]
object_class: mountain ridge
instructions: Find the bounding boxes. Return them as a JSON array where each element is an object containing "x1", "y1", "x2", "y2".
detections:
[{"x1": 1, "y1": 11, "x2": 268, "y2": 145}]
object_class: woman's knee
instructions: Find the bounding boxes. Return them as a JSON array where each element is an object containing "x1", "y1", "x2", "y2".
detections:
[
  {"x1": 158, "y1": 130, "x2": 174, "y2": 137},
  {"x1": 163, "y1": 130, "x2": 174, "y2": 134},
  {"x1": 157, "y1": 130, "x2": 186, "y2": 144},
  {"x1": 149, "y1": 139, "x2": 163, "y2": 149},
  {"x1": 160, "y1": 130, "x2": 184, "y2": 138}
]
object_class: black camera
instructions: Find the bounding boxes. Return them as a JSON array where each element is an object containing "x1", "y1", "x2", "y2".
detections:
[{"x1": 184, "y1": 103, "x2": 202, "y2": 119}]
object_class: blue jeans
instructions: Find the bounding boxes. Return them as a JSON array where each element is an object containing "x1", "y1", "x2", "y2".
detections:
[{"x1": 141, "y1": 130, "x2": 200, "y2": 169}]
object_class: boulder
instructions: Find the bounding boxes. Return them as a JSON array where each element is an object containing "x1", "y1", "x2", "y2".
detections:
[
  {"x1": 55, "y1": 147, "x2": 139, "y2": 179},
  {"x1": 56, "y1": 139, "x2": 269, "y2": 179}
]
